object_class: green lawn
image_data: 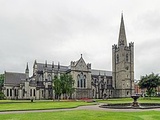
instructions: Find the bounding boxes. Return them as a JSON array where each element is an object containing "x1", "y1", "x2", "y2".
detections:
[
  {"x1": 0, "y1": 100, "x2": 95, "y2": 111},
  {"x1": 1, "y1": 98, "x2": 160, "y2": 120},
  {"x1": 1, "y1": 97, "x2": 160, "y2": 111},
  {"x1": 0, "y1": 110, "x2": 160, "y2": 120}
]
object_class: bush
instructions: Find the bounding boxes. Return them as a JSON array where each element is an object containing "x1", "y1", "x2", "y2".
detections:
[{"x1": 0, "y1": 91, "x2": 5, "y2": 100}]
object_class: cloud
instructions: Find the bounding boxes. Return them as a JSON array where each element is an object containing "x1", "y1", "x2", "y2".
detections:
[{"x1": 0, "y1": 0, "x2": 160, "y2": 80}]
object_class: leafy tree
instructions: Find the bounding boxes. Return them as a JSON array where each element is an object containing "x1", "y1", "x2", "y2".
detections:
[
  {"x1": 53, "y1": 74, "x2": 75, "y2": 100},
  {"x1": 138, "y1": 73, "x2": 160, "y2": 97},
  {"x1": 0, "y1": 91, "x2": 5, "y2": 99},
  {"x1": 0, "y1": 74, "x2": 5, "y2": 99},
  {"x1": 0, "y1": 74, "x2": 4, "y2": 91},
  {"x1": 53, "y1": 75, "x2": 62, "y2": 100},
  {"x1": 60, "y1": 74, "x2": 75, "y2": 99}
]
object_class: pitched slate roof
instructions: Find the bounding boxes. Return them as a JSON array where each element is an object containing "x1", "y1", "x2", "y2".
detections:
[
  {"x1": 4, "y1": 72, "x2": 26, "y2": 86},
  {"x1": 37, "y1": 63, "x2": 69, "y2": 72},
  {"x1": 91, "y1": 69, "x2": 112, "y2": 77},
  {"x1": 29, "y1": 80, "x2": 36, "y2": 87}
]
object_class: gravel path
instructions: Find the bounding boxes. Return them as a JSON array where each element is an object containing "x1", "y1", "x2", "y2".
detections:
[{"x1": 1, "y1": 103, "x2": 160, "y2": 114}]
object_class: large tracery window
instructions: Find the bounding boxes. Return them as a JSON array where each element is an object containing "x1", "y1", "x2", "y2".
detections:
[{"x1": 77, "y1": 72, "x2": 86, "y2": 88}]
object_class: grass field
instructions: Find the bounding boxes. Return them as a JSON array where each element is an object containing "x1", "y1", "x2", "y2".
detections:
[
  {"x1": 1, "y1": 97, "x2": 160, "y2": 120},
  {"x1": 1, "y1": 97, "x2": 160, "y2": 111},
  {"x1": 0, "y1": 110, "x2": 160, "y2": 120},
  {"x1": 0, "y1": 100, "x2": 95, "y2": 111}
]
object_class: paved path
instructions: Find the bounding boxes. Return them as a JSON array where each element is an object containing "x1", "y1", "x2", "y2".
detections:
[{"x1": 1, "y1": 103, "x2": 160, "y2": 114}]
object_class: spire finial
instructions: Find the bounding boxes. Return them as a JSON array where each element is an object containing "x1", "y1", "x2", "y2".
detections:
[
  {"x1": 26, "y1": 62, "x2": 29, "y2": 70},
  {"x1": 118, "y1": 12, "x2": 127, "y2": 46},
  {"x1": 81, "y1": 54, "x2": 82, "y2": 58}
]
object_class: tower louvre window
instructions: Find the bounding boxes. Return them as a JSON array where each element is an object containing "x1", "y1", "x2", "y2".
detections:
[
  {"x1": 116, "y1": 54, "x2": 119, "y2": 63},
  {"x1": 126, "y1": 53, "x2": 129, "y2": 62}
]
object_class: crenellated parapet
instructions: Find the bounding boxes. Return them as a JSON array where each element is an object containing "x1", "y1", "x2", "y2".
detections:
[{"x1": 87, "y1": 63, "x2": 91, "y2": 69}]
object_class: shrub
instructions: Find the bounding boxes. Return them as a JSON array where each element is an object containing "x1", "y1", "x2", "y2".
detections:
[{"x1": 0, "y1": 91, "x2": 5, "y2": 100}]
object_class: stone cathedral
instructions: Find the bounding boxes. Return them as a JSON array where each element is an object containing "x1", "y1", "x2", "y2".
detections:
[{"x1": 3, "y1": 14, "x2": 134, "y2": 100}]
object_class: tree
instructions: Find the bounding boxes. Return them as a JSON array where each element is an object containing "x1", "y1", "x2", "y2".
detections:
[
  {"x1": 0, "y1": 74, "x2": 5, "y2": 99},
  {"x1": 62, "y1": 74, "x2": 75, "y2": 99},
  {"x1": 53, "y1": 74, "x2": 75, "y2": 100},
  {"x1": 0, "y1": 91, "x2": 5, "y2": 99},
  {"x1": 138, "y1": 73, "x2": 160, "y2": 97},
  {"x1": 53, "y1": 75, "x2": 62, "y2": 100},
  {"x1": 0, "y1": 74, "x2": 4, "y2": 91}
]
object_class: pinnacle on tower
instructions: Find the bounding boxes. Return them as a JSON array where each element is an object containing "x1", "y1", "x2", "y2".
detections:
[
  {"x1": 58, "y1": 62, "x2": 60, "y2": 70},
  {"x1": 26, "y1": 62, "x2": 29, "y2": 71},
  {"x1": 34, "y1": 60, "x2": 37, "y2": 65},
  {"x1": 45, "y1": 60, "x2": 47, "y2": 67},
  {"x1": 118, "y1": 13, "x2": 127, "y2": 46},
  {"x1": 52, "y1": 61, "x2": 54, "y2": 68}
]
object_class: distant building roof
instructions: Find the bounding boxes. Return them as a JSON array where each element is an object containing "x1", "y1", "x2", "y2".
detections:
[{"x1": 4, "y1": 72, "x2": 26, "y2": 86}]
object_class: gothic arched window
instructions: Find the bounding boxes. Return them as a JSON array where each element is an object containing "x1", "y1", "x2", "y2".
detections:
[
  {"x1": 116, "y1": 54, "x2": 119, "y2": 63},
  {"x1": 80, "y1": 79, "x2": 83, "y2": 87},
  {"x1": 84, "y1": 75, "x2": 86, "y2": 88},
  {"x1": 77, "y1": 75, "x2": 80, "y2": 87},
  {"x1": 126, "y1": 53, "x2": 129, "y2": 62},
  {"x1": 48, "y1": 75, "x2": 52, "y2": 81},
  {"x1": 93, "y1": 89, "x2": 94, "y2": 96}
]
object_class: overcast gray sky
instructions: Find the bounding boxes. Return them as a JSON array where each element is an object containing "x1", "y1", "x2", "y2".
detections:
[{"x1": 0, "y1": 0, "x2": 160, "y2": 79}]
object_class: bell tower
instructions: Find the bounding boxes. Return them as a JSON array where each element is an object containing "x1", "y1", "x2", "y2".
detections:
[{"x1": 112, "y1": 13, "x2": 134, "y2": 97}]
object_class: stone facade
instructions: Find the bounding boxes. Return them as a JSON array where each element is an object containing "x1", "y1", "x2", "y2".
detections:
[
  {"x1": 3, "y1": 14, "x2": 134, "y2": 99},
  {"x1": 3, "y1": 56, "x2": 113, "y2": 100}
]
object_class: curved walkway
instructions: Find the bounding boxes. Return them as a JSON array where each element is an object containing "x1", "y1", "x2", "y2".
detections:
[{"x1": 1, "y1": 103, "x2": 160, "y2": 114}]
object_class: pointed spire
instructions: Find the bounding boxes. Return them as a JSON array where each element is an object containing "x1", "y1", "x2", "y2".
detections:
[
  {"x1": 52, "y1": 61, "x2": 54, "y2": 68},
  {"x1": 99, "y1": 71, "x2": 101, "y2": 76},
  {"x1": 25, "y1": 63, "x2": 29, "y2": 79},
  {"x1": 81, "y1": 54, "x2": 82, "y2": 58},
  {"x1": 34, "y1": 60, "x2": 37, "y2": 65},
  {"x1": 33, "y1": 60, "x2": 37, "y2": 68},
  {"x1": 58, "y1": 62, "x2": 60, "y2": 70},
  {"x1": 45, "y1": 60, "x2": 47, "y2": 67},
  {"x1": 26, "y1": 62, "x2": 29, "y2": 71},
  {"x1": 118, "y1": 13, "x2": 127, "y2": 46}
]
